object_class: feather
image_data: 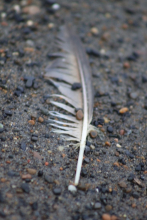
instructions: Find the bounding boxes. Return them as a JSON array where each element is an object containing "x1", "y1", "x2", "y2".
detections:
[{"x1": 44, "y1": 26, "x2": 102, "y2": 187}]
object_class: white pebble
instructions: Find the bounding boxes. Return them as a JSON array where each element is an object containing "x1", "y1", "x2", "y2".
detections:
[
  {"x1": 68, "y1": 185, "x2": 77, "y2": 193},
  {"x1": 13, "y1": 5, "x2": 21, "y2": 13},
  {"x1": 116, "y1": 143, "x2": 122, "y2": 148},
  {"x1": 52, "y1": 3, "x2": 60, "y2": 10}
]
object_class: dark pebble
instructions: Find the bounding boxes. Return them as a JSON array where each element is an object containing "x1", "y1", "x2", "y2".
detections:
[
  {"x1": 84, "y1": 146, "x2": 91, "y2": 154},
  {"x1": 93, "y1": 202, "x2": 101, "y2": 209},
  {"x1": 38, "y1": 170, "x2": 43, "y2": 177},
  {"x1": 25, "y1": 79, "x2": 34, "y2": 88},
  {"x1": 0, "y1": 192, "x2": 5, "y2": 203},
  {"x1": 7, "y1": 170, "x2": 19, "y2": 177},
  {"x1": 0, "y1": 128, "x2": 4, "y2": 133},
  {"x1": 142, "y1": 76, "x2": 147, "y2": 83},
  {"x1": 31, "y1": 136, "x2": 38, "y2": 142},
  {"x1": 44, "y1": 174, "x2": 54, "y2": 183},
  {"x1": 86, "y1": 48, "x2": 100, "y2": 57},
  {"x1": 4, "y1": 110, "x2": 13, "y2": 116},
  {"x1": 127, "y1": 173, "x2": 135, "y2": 182},
  {"x1": 21, "y1": 183, "x2": 30, "y2": 193},
  {"x1": 135, "y1": 165, "x2": 141, "y2": 172},
  {"x1": 8, "y1": 155, "x2": 13, "y2": 159},
  {"x1": 118, "y1": 158, "x2": 126, "y2": 165},
  {"x1": 71, "y1": 82, "x2": 81, "y2": 90},
  {"x1": 84, "y1": 157, "x2": 89, "y2": 164},
  {"x1": 22, "y1": 27, "x2": 31, "y2": 35},
  {"x1": 31, "y1": 202, "x2": 38, "y2": 210},
  {"x1": 53, "y1": 188, "x2": 61, "y2": 195},
  {"x1": 20, "y1": 142, "x2": 26, "y2": 151},
  {"x1": 0, "y1": 211, "x2": 6, "y2": 217},
  {"x1": 140, "y1": 175, "x2": 145, "y2": 181},
  {"x1": 81, "y1": 168, "x2": 87, "y2": 177},
  {"x1": 132, "y1": 192, "x2": 139, "y2": 199},
  {"x1": 107, "y1": 126, "x2": 113, "y2": 133},
  {"x1": 42, "y1": 0, "x2": 56, "y2": 6}
]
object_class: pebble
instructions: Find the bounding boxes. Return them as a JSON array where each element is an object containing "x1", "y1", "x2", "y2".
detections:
[
  {"x1": 38, "y1": 170, "x2": 43, "y2": 177},
  {"x1": 105, "y1": 141, "x2": 111, "y2": 147},
  {"x1": 135, "y1": 165, "x2": 141, "y2": 171},
  {"x1": 76, "y1": 110, "x2": 83, "y2": 120},
  {"x1": 7, "y1": 171, "x2": 19, "y2": 177},
  {"x1": 52, "y1": 3, "x2": 60, "y2": 10},
  {"x1": 53, "y1": 188, "x2": 61, "y2": 195},
  {"x1": 102, "y1": 213, "x2": 111, "y2": 220},
  {"x1": 119, "y1": 107, "x2": 129, "y2": 114},
  {"x1": 22, "y1": 174, "x2": 32, "y2": 179},
  {"x1": 31, "y1": 136, "x2": 38, "y2": 142},
  {"x1": 84, "y1": 157, "x2": 89, "y2": 163},
  {"x1": 86, "y1": 48, "x2": 100, "y2": 57},
  {"x1": 28, "y1": 120, "x2": 35, "y2": 125},
  {"x1": 94, "y1": 202, "x2": 101, "y2": 209},
  {"x1": 105, "y1": 205, "x2": 112, "y2": 211},
  {"x1": 111, "y1": 216, "x2": 119, "y2": 220},
  {"x1": 118, "y1": 180, "x2": 127, "y2": 188},
  {"x1": 123, "y1": 61, "x2": 130, "y2": 68},
  {"x1": 32, "y1": 201, "x2": 38, "y2": 210},
  {"x1": 38, "y1": 117, "x2": 44, "y2": 123},
  {"x1": 90, "y1": 130, "x2": 97, "y2": 138},
  {"x1": 107, "y1": 126, "x2": 113, "y2": 133},
  {"x1": 44, "y1": 174, "x2": 54, "y2": 184},
  {"x1": 20, "y1": 142, "x2": 26, "y2": 151},
  {"x1": 4, "y1": 110, "x2": 13, "y2": 116},
  {"x1": 116, "y1": 144, "x2": 122, "y2": 148},
  {"x1": 91, "y1": 27, "x2": 99, "y2": 36},
  {"x1": 125, "y1": 187, "x2": 132, "y2": 193},
  {"x1": 33, "y1": 151, "x2": 42, "y2": 160},
  {"x1": 71, "y1": 82, "x2": 81, "y2": 90},
  {"x1": 21, "y1": 183, "x2": 30, "y2": 193},
  {"x1": 27, "y1": 168, "x2": 37, "y2": 175},
  {"x1": 22, "y1": 6, "x2": 40, "y2": 15},
  {"x1": 119, "y1": 129, "x2": 125, "y2": 135},
  {"x1": 68, "y1": 185, "x2": 77, "y2": 193}
]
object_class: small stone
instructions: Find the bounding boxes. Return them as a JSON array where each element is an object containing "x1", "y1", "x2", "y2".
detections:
[
  {"x1": 125, "y1": 187, "x2": 132, "y2": 193},
  {"x1": 25, "y1": 79, "x2": 33, "y2": 88},
  {"x1": 76, "y1": 110, "x2": 83, "y2": 120},
  {"x1": 22, "y1": 174, "x2": 32, "y2": 179},
  {"x1": 102, "y1": 213, "x2": 111, "y2": 220},
  {"x1": 90, "y1": 130, "x2": 97, "y2": 138},
  {"x1": 94, "y1": 202, "x2": 101, "y2": 209},
  {"x1": 123, "y1": 61, "x2": 130, "y2": 68},
  {"x1": 86, "y1": 48, "x2": 100, "y2": 57},
  {"x1": 119, "y1": 129, "x2": 125, "y2": 135},
  {"x1": 32, "y1": 201, "x2": 38, "y2": 210},
  {"x1": 135, "y1": 165, "x2": 141, "y2": 171},
  {"x1": 116, "y1": 144, "x2": 122, "y2": 148},
  {"x1": 33, "y1": 151, "x2": 42, "y2": 160},
  {"x1": 71, "y1": 82, "x2": 81, "y2": 90},
  {"x1": 101, "y1": 32, "x2": 110, "y2": 41},
  {"x1": 52, "y1": 3, "x2": 60, "y2": 10},
  {"x1": 122, "y1": 23, "x2": 128, "y2": 29},
  {"x1": 53, "y1": 188, "x2": 61, "y2": 195},
  {"x1": 107, "y1": 126, "x2": 113, "y2": 133},
  {"x1": 68, "y1": 185, "x2": 77, "y2": 193},
  {"x1": 4, "y1": 110, "x2": 13, "y2": 116},
  {"x1": 38, "y1": 117, "x2": 44, "y2": 123},
  {"x1": 28, "y1": 120, "x2": 35, "y2": 125},
  {"x1": 129, "y1": 92, "x2": 138, "y2": 99},
  {"x1": 132, "y1": 192, "x2": 139, "y2": 199},
  {"x1": 118, "y1": 180, "x2": 127, "y2": 188},
  {"x1": 38, "y1": 170, "x2": 43, "y2": 177},
  {"x1": 119, "y1": 107, "x2": 129, "y2": 114},
  {"x1": 105, "y1": 141, "x2": 111, "y2": 147},
  {"x1": 20, "y1": 142, "x2": 26, "y2": 151},
  {"x1": 31, "y1": 112, "x2": 37, "y2": 120},
  {"x1": 105, "y1": 205, "x2": 112, "y2": 211},
  {"x1": 44, "y1": 174, "x2": 54, "y2": 184},
  {"x1": 23, "y1": 6, "x2": 40, "y2": 15},
  {"x1": 84, "y1": 157, "x2": 89, "y2": 164},
  {"x1": 91, "y1": 27, "x2": 99, "y2": 35},
  {"x1": 111, "y1": 216, "x2": 119, "y2": 220},
  {"x1": 27, "y1": 168, "x2": 37, "y2": 175},
  {"x1": 21, "y1": 183, "x2": 30, "y2": 193},
  {"x1": 31, "y1": 136, "x2": 38, "y2": 142}
]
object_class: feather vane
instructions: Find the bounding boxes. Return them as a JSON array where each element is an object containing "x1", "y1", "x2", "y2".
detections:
[{"x1": 45, "y1": 26, "x2": 97, "y2": 186}]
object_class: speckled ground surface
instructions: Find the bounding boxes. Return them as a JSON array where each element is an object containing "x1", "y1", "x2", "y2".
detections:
[{"x1": 0, "y1": 0, "x2": 147, "y2": 220}]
